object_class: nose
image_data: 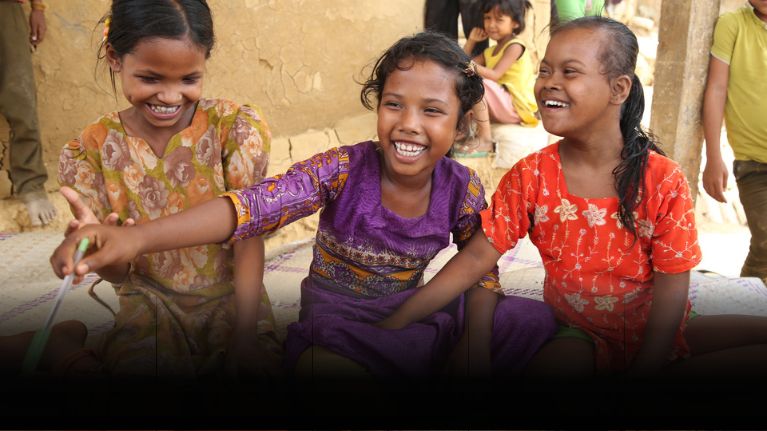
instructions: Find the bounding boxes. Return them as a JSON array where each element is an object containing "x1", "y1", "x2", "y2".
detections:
[
  {"x1": 157, "y1": 84, "x2": 183, "y2": 105},
  {"x1": 398, "y1": 107, "x2": 420, "y2": 134}
]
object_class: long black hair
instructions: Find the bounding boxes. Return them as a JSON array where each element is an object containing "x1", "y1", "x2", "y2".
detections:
[
  {"x1": 361, "y1": 31, "x2": 485, "y2": 135},
  {"x1": 552, "y1": 16, "x2": 664, "y2": 238},
  {"x1": 97, "y1": 0, "x2": 215, "y2": 92}
]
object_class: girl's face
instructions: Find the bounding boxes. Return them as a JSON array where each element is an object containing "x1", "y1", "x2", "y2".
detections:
[
  {"x1": 376, "y1": 59, "x2": 465, "y2": 180},
  {"x1": 749, "y1": 0, "x2": 767, "y2": 22},
  {"x1": 534, "y1": 28, "x2": 621, "y2": 139},
  {"x1": 107, "y1": 36, "x2": 206, "y2": 134},
  {"x1": 483, "y1": 6, "x2": 519, "y2": 42}
]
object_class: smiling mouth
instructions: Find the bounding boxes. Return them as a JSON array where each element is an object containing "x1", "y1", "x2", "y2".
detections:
[
  {"x1": 394, "y1": 141, "x2": 427, "y2": 157},
  {"x1": 542, "y1": 99, "x2": 570, "y2": 109},
  {"x1": 147, "y1": 104, "x2": 181, "y2": 115}
]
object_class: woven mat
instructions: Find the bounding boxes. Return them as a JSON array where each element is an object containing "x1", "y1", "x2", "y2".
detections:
[{"x1": 2, "y1": 232, "x2": 766, "y2": 345}]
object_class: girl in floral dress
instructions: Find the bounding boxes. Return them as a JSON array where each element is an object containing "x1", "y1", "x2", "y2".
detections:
[
  {"x1": 380, "y1": 17, "x2": 767, "y2": 378},
  {"x1": 50, "y1": 32, "x2": 556, "y2": 379},
  {"x1": 2, "y1": 0, "x2": 281, "y2": 377}
]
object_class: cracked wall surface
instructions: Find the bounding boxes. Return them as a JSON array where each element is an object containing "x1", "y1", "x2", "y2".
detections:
[
  {"x1": 0, "y1": 0, "x2": 423, "y2": 202},
  {"x1": 0, "y1": 0, "x2": 552, "y2": 240}
]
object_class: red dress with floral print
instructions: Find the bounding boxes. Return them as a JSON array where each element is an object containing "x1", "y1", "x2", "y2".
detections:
[{"x1": 481, "y1": 143, "x2": 702, "y2": 372}]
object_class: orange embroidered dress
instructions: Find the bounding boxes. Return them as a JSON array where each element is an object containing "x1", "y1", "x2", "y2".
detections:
[{"x1": 481, "y1": 143, "x2": 702, "y2": 372}]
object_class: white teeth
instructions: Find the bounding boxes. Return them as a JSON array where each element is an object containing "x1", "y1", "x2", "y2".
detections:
[
  {"x1": 148, "y1": 104, "x2": 180, "y2": 114},
  {"x1": 544, "y1": 100, "x2": 569, "y2": 108},
  {"x1": 394, "y1": 141, "x2": 426, "y2": 157}
]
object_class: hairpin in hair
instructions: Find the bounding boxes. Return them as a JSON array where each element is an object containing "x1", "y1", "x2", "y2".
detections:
[
  {"x1": 463, "y1": 60, "x2": 478, "y2": 77},
  {"x1": 102, "y1": 16, "x2": 111, "y2": 43}
]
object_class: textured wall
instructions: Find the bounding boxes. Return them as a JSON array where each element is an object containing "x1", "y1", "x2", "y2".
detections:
[{"x1": 0, "y1": 0, "x2": 423, "y2": 197}]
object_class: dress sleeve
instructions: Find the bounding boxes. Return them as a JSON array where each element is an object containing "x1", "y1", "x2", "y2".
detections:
[
  {"x1": 222, "y1": 147, "x2": 350, "y2": 242},
  {"x1": 452, "y1": 169, "x2": 501, "y2": 293},
  {"x1": 481, "y1": 157, "x2": 534, "y2": 255},
  {"x1": 651, "y1": 167, "x2": 702, "y2": 274},
  {"x1": 221, "y1": 104, "x2": 271, "y2": 190},
  {"x1": 710, "y1": 12, "x2": 737, "y2": 65},
  {"x1": 57, "y1": 125, "x2": 111, "y2": 221}
]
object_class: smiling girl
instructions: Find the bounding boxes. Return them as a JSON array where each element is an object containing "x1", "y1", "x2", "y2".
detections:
[
  {"x1": 50, "y1": 32, "x2": 556, "y2": 379},
  {"x1": 32, "y1": 0, "x2": 282, "y2": 377}
]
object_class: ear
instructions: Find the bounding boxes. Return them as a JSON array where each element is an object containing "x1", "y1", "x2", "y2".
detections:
[
  {"x1": 105, "y1": 44, "x2": 122, "y2": 73},
  {"x1": 456, "y1": 111, "x2": 473, "y2": 141},
  {"x1": 609, "y1": 74, "x2": 632, "y2": 105}
]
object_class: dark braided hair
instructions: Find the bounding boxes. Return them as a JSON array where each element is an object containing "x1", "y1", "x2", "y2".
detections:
[
  {"x1": 552, "y1": 16, "x2": 664, "y2": 238},
  {"x1": 96, "y1": 0, "x2": 214, "y2": 93},
  {"x1": 361, "y1": 31, "x2": 485, "y2": 138}
]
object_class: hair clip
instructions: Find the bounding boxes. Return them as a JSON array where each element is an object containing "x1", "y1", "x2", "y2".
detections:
[
  {"x1": 463, "y1": 61, "x2": 478, "y2": 77},
  {"x1": 102, "y1": 16, "x2": 111, "y2": 43}
]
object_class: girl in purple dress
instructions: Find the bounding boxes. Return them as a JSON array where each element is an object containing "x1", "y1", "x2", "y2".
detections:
[{"x1": 51, "y1": 32, "x2": 556, "y2": 379}]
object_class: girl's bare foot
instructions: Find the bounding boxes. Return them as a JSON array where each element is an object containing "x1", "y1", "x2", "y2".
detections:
[
  {"x1": 19, "y1": 190, "x2": 57, "y2": 227},
  {"x1": 454, "y1": 136, "x2": 495, "y2": 156},
  {"x1": 0, "y1": 320, "x2": 91, "y2": 375}
]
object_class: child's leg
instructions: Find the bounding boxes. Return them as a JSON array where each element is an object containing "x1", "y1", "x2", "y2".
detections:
[
  {"x1": 458, "y1": 98, "x2": 495, "y2": 154},
  {"x1": 295, "y1": 345, "x2": 375, "y2": 380},
  {"x1": 670, "y1": 314, "x2": 767, "y2": 378},
  {"x1": 491, "y1": 296, "x2": 557, "y2": 376},
  {"x1": 523, "y1": 331, "x2": 595, "y2": 379},
  {"x1": 733, "y1": 160, "x2": 767, "y2": 280},
  {"x1": 0, "y1": 320, "x2": 99, "y2": 375}
]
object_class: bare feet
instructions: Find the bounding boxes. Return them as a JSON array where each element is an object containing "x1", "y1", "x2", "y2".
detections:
[
  {"x1": 454, "y1": 136, "x2": 495, "y2": 156},
  {"x1": 19, "y1": 190, "x2": 56, "y2": 227},
  {"x1": 0, "y1": 320, "x2": 90, "y2": 376}
]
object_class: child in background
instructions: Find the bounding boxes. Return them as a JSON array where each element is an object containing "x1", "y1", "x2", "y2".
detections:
[
  {"x1": 458, "y1": 0, "x2": 538, "y2": 156},
  {"x1": 3, "y1": 0, "x2": 281, "y2": 377},
  {"x1": 51, "y1": 32, "x2": 556, "y2": 379},
  {"x1": 702, "y1": 1, "x2": 767, "y2": 282},
  {"x1": 553, "y1": 0, "x2": 605, "y2": 24},
  {"x1": 381, "y1": 17, "x2": 767, "y2": 378}
]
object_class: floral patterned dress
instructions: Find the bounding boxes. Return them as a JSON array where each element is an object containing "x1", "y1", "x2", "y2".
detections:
[
  {"x1": 481, "y1": 142, "x2": 702, "y2": 372},
  {"x1": 58, "y1": 98, "x2": 280, "y2": 376}
]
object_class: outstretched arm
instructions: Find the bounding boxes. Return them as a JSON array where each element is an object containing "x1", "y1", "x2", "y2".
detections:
[
  {"x1": 475, "y1": 42, "x2": 523, "y2": 82},
  {"x1": 379, "y1": 230, "x2": 502, "y2": 329},
  {"x1": 51, "y1": 196, "x2": 237, "y2": 279},
  {"x1": 628, "y1": 271, "x2": 690, "y2": 377}
]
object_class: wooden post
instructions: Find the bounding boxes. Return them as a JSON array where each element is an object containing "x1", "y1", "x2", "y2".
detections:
[{"x1": 649, "y1": 0, "x2": 721, "y2": 199}]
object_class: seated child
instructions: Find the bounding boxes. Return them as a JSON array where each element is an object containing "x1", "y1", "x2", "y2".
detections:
[
  {"x1": 1, "y1": 0, "x2": 281, "y2": 378},
  {"x1": 380, "y1": 17, "x2": 767, "y2": 379},
  {"x1": 458, "y1": 0, "x2": 539, "y2": 156},
  {"x1": 50, "y1": 32, "x2": 557, "y2": 379}
]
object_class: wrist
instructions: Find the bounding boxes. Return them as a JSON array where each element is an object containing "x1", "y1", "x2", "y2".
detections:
[{"x1": 30, "y1": 1, "x2": 45, "y2": 11}]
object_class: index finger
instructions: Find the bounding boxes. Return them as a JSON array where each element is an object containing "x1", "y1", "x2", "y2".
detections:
[{"x1": 50, "y1": 230, "x2": 88, "y2": 278}]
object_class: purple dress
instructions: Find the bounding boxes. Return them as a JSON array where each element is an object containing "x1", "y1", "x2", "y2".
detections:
[{"x1": 224, "y1": 142, "x2": 555, "y2": 377}]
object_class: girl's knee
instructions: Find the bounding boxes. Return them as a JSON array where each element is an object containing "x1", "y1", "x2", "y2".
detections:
[{"x1": 496, "y1": 297, "x2": 557, "y2": 333}]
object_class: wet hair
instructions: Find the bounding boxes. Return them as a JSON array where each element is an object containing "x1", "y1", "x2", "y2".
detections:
[
  {"x1": 552, "y1": 16, "x2": 665, "y2": 238},
  {"x1": 360, "y1": 31, "x2": 484, "y2": 136},
  {"x1": 97, "y1": 0, "x2": 214, "y2": 92},
  {"x1": 482, "y1": 0, "x2": 533, "y2": 36}
]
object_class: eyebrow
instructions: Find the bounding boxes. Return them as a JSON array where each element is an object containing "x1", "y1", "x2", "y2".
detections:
[
  {"x1": 540, "y1": 58, "x2": 587, "y2": 67},
  {"x1": 381, "y1": 92, "x2": 449, "y2": 105}
]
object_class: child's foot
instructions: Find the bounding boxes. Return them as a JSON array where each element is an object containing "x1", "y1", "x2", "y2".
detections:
[
  {"x1": 453, "y1": 136, "x2": 495, "y2": 157},
  {"x1": 0, "y1": 320, "x2": 89, "y2": 375},
  {"x1": 19, "y1": 190, "x2": 57, "y2": 227}
]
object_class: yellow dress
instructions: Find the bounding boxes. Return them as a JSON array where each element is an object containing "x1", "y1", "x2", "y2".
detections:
[{"x1": 484, "y1": 38, "x2": 539, "y2": 126}]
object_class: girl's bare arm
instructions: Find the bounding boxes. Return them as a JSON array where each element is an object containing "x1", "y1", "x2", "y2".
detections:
[
  {"x1": 379, "y1": 230, "x2": 501, "y2": 329},
  {"x1": 51, "y1": 197, "x2": 237, "y2": 278},
  {"x1": 629, "y1": 271, "x2": 690, "y2": 376}
]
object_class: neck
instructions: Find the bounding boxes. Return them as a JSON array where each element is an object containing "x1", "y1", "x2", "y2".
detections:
[
  {"x1": 495, "y1": 34, "x2": 513, "y2": 46},
  {"x1": 379, "y1": 159, "x2": 433, "y2": 192},
  {"x1": 559, "y1": 127, "x2": 624, "y2": 169}
]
